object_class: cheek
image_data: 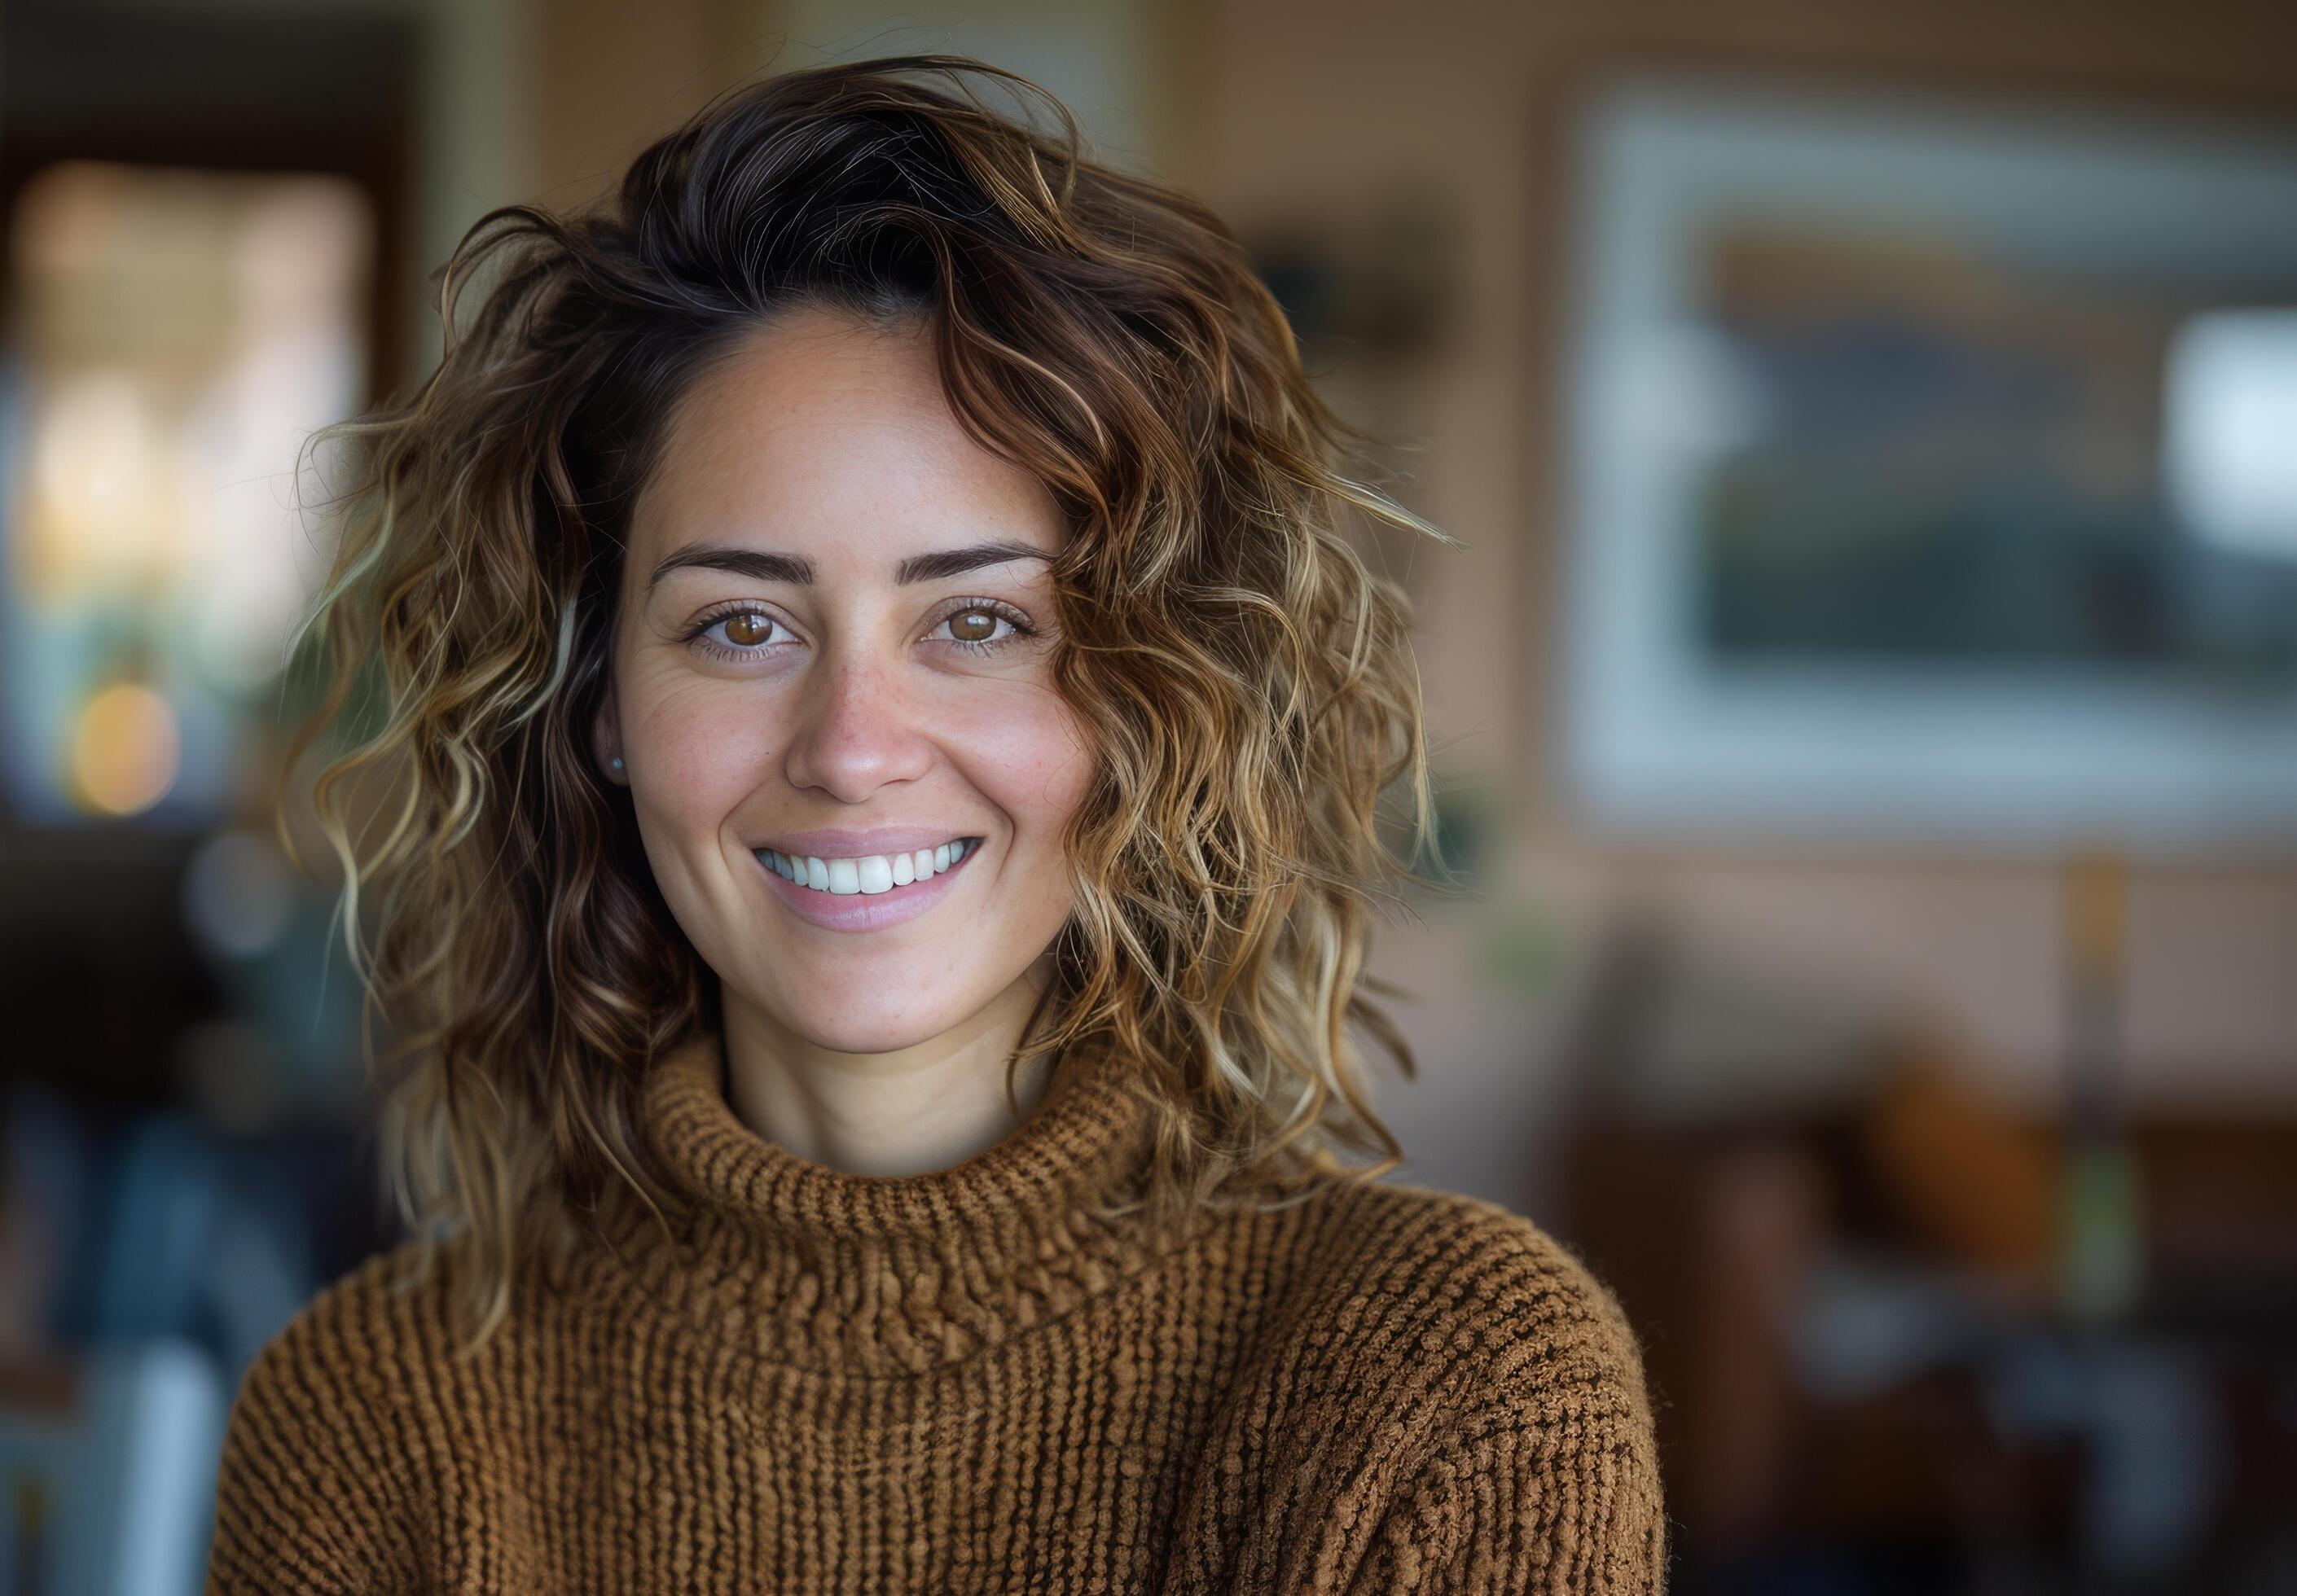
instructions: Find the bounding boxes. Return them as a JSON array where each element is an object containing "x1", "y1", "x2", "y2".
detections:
[
  {"x1": 996, "y1": 698, "x2": 1093, "y2": 849},
  {"x1": 959, "y1": 686, "x2": 1096, "y2": 844},
  {"x1": 626, "y1": 676, "x2": 775, "y2": 840}
]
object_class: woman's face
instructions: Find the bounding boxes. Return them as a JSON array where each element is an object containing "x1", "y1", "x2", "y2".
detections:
[{"x1": 600, "y1": 305, "x2": 1091, "y2": 1055}]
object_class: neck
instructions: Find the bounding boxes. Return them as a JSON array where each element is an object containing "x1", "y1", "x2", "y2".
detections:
[{"x1": 717, "y1": 963, "x2": 1056, "y2": 1177}]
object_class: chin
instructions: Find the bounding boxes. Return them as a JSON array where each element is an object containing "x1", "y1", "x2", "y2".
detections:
[
  {"x1": 736, "y1": 982, "x2": 966, "y2": 1057},
  {"x1": 794, "y1": 1015, "x2": 942, "y2": 1056}
]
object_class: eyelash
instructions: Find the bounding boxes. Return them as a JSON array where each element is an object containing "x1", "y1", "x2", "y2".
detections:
[{"x1": 682, "y1": 598, "x2": 1039, "y2": 663}]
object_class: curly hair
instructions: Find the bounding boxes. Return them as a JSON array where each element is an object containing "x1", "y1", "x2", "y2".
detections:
[{"x1": 289, "y1": 53, "x2": 1461, "y2": 1353}]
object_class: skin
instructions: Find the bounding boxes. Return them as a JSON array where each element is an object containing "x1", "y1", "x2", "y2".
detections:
[{"x1": 593, "y1": 303, "x2": 1094, "y2": 1177}]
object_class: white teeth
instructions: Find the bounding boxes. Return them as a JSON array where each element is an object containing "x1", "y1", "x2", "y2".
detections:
[{"x1": 760, "y1": 838, "x2": 975, "y2": 896}]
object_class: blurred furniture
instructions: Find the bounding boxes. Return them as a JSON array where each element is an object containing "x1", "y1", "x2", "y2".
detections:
[
  {"x1": 0, "y1": 1077, "x2": 389, "y2": 1595},
  {"x1": 1553, "y1": 915, "x2": 2297, "y2": 1593},
  {"x1": 0, "y1": 1340, "x2": 226, "y2": 1596}
]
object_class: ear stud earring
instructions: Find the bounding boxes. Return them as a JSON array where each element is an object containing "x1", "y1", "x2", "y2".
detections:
[{"x1": 609, "y1": 754, "x2": 626, "y2": 774}]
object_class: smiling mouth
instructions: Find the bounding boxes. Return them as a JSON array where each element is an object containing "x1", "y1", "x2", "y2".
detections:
[{"x1": 755, "y1": 837, "x2": 982, "y2": 896}]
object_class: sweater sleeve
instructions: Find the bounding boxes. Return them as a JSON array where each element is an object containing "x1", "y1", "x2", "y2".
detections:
[
  {"x1": 1342, "y1": 1394, "x2": 1669, "y2": 1594},
  {"x1": 1335, "y1": 1208, "x2": 1672, "y2": 1594},
  {"x1": 202, "y1": 1274, "x2": 426, "y2": 1594}
]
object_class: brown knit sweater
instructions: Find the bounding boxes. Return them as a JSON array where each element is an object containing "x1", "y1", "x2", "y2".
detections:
[{"x1": 204, "y1": 1032, "x2": 1668, "y2": 1593}]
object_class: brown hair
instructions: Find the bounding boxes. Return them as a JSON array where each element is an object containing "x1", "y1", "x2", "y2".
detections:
[{"x1": 290, "y1": 54, "x2": 1460, "y2": 1352}]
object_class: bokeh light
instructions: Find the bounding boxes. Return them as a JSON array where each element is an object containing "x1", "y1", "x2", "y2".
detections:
[{"x1": 66, "y1": 681, "x2": 179, "y2": 815}]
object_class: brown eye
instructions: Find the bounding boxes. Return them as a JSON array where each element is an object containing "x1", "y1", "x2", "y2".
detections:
[
  {"x1": 946, "y1": 608, "x2": 997, "y2": 642},
  {"x1": 722, "y1": 612, "x2": 772, "y2": 647}
]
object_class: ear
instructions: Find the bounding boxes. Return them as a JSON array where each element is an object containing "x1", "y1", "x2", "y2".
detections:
[{"x1": 591, "y1": 682, "x2": 628, "y2": 786}]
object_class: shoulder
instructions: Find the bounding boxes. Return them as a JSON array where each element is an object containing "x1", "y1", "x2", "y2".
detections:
[
  {"x1": 1241, "y1": 1180, "x2": 1672, "y2": 1591},
  {"x1": 227, "y1": 1237, "x2": 459, "y2": 1421},
  {"x1": 219, "y1": 1230, "x2": 511, "y2": 1475},
  {"x1": 206, "y1": 1240, "x2": 450, "y2": 1594},
  {"x1": 1284, "y1": 1177, "x2": 1654, "y2": 1424},
  {"x1": 273, "y1": 1230, "x2": 437, "y2": 1327}
]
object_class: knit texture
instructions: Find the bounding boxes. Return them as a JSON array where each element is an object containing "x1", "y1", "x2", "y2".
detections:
[{"x1": 204, "y1": 1032, "x2": 1669, "y2": 1593}]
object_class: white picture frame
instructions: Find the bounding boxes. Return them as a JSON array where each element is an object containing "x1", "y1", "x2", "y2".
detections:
[{"x1": 1555, "y1": 75, "x2": 2297, "y2": 853}]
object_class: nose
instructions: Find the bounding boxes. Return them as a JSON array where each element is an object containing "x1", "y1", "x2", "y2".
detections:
[{"x1": 776, "y1": 642, "x2": 935, "y2": 804}]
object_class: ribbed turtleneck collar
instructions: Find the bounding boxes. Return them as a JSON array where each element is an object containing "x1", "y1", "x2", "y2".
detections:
[{"x1": 602, "y1": 1029, "x2": 1182, "y2": 1379}]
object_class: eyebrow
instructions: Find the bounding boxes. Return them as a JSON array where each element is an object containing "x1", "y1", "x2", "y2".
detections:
[{"x1": 646, "y1": 538, "x2": 1052, "y2": 591}]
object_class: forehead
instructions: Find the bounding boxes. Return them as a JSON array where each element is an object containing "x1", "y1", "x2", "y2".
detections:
[{"x1": 628, "y1": 305, "x2": 1063, "y2": 568}]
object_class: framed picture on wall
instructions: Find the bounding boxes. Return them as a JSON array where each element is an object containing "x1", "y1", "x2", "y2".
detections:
[{"x1": 1554, "y1": 74, "x2": 2297, "y2": 853}]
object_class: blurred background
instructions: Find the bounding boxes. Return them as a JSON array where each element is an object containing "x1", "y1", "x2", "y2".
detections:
[{"x1": 2, "y1": 1, "x2": 2293, "y2": 1591}]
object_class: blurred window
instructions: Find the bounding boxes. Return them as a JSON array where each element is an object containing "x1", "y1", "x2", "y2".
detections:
[{"x1": 2, "y1": 160, "x2": 371, "y2": 824}]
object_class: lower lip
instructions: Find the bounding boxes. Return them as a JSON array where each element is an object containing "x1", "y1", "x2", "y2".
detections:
[{"x1": 754, "y1": 841, "x2": 982, "y2": 933}]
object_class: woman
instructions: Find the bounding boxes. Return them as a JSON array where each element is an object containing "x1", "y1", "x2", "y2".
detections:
[{"x1": 205, "y1": 55, "x2": 1667, "y2": 1594}]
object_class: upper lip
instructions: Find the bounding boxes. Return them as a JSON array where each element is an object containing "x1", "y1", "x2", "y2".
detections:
[{"x1": 753, "y1": 826, "x2": 982, "y2": 860}]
